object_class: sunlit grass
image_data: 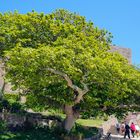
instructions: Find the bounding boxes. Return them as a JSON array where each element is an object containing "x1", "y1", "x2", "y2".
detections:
[
  {"x1": 76, "y1": 119, "x2": 104, "y2": 127},
  {"x1": 42, "y1": 111, "x2": 104, "y2": 127}
]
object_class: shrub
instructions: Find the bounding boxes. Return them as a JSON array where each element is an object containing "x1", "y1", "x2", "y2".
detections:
[
  {"x1": 53, "y1": 123, "x2": 98, "y2": 139},
  {"x1": 0, "y1": 98, "x2": 23, "y2": 113},
  {"x1": 0, "y1": 120, "x2": 8, "y2": 133},
  {"x1": 11, "y1": 102, "x2": 22, "y2": 113},
  {"x1": 70, "y1": 123, "x2": 98, "y2": 138},
  {"x1": 4, "y1": 93, "x2": 20, "y2": 103},
  {"x1": 0, "y1": 99, "x2": 11, "y2": 112}
]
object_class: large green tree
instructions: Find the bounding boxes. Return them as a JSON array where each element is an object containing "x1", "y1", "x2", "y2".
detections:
[{"x1": 1, "y1": 10, "x2": 140, "y2": 131}]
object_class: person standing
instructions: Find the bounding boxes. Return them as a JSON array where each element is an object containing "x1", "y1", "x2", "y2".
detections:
[
  {"x1": 135, "y1": 124, "x2": 140, "y2": 138},
  {"x1": 120, "y1": 122, "x2": 125, "y2": 135},
  {"x1": 130, "y1": 122, "x2": 136, "y2": 138},
  {"x1": 116, "y1": 123, "x2": 120, "y2": 134},
  {"x1": 124, "y1": 123, "x2": 131, "y2": 139}
]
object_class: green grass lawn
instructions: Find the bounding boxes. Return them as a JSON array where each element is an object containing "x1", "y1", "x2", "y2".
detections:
[
  {"x1": 76, "y1": 118, "x2": 104, "y2": 127},
  {"x1": 42, "y1": 111, "x2": 104, "y2": 127}
]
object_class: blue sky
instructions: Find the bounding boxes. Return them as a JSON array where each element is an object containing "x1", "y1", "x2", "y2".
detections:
[{"x1": 0, "y1": 0, "x2": 140, "y2": 65}]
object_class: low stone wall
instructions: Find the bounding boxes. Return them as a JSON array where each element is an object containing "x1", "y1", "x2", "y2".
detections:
[
  {"x1": 0, "y1": 112, "x2": 103, "y2": 140},
  {"x1": 102, "y1": 116, "x2": 118, "y2": 135},
  {"x1": 125, "y1": 112, "x2": 140, "y2": 126},
  {"x1": 0, "y1": 112, "x2": 62, "y2": 129},
  {"x1": 0, "y1": 112, "x2": 26, "y2": 127}
]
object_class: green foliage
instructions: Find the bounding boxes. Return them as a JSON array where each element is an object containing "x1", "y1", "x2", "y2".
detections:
[
  {"x1": 10, "y1": 102, "x2": 22, "y2": 113},
  {"x1": 1, "y1": 9, "x2": 140, "y2": 118},
  {"x1": 4, "y1": 93, "x2": 20, "y2": 103},
  {"x1": 55, "y1": 123, "x2": 98, "y2": 139},
  {"x1": 0, "y1": 10, "x2": 111, "y2": 56},
  {"x1": 0, "y1": 124, "x2": 97, "y2": 140},
  {"x1": 0, "y1": 128, "x2": 61, "y2": 140},
  {"x1": 0, "y1": 99, "x2": 11, "y2": 112},
  {"x1": 0, "y1": 93, "x2": 23, "y2": 113},
  {"x1": 0, "y1": 120, "x2": 7, "y2": 132},
  {"x1": 0, "y1": 99, "x2": 23, "y2": 113},
  {"x1": 71, "y1": 124, "x2": 98, "y2": 138}
]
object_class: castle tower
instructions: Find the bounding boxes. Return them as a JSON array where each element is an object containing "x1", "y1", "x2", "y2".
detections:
[{"x1": 110, "y1": 46, "x2": 132, "y2": 64}]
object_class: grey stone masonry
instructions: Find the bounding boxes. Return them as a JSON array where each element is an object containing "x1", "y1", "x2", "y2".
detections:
[{"x1": 110, "y1": 46, "x2": 132, "y2": 64}]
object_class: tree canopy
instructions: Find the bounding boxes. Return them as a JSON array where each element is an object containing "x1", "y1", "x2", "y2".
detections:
[{"x1": 1, "y1": 9, "x2": 140, "y2": 131}]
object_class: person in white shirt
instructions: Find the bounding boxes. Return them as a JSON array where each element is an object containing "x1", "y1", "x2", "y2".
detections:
[{"x1": 135, "y1": 124, "x2": 140, "y2": 138}]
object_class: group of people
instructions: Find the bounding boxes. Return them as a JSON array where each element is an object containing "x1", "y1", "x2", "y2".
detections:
[{"x1": 116, "y1": 122, "x2": 140, "y2": 139}]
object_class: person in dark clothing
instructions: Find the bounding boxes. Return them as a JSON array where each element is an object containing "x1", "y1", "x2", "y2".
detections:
[
  {"x1": 124, "y1": 123, "x2": 131, "y2": 139},
  {"x1": 116, "y1": 123, "x2": 120, "y2": 134}
]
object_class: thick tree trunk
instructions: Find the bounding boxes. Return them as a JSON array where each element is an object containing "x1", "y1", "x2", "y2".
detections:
[
  {"x1": 63, "y1": 105, "x2": 79, "y2": 132},
  {"x1": 64, "y1": 114, "x2": 76, "y2": 132}
]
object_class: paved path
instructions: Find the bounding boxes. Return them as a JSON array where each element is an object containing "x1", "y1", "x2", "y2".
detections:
[
  {"x1": 111, "y1": 134, "x2": 140, "y2": 139},
  {"x1": 102, "y1": 134, "x2": 140, "y2": 140}
]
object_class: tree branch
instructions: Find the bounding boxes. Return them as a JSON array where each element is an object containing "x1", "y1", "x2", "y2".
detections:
[
  {"x1": 46, "y1": 68, "x2": 89, "y2": 104},
  {"x1": 46, "y1": 68, "x2": 82, "y2": 93},
  {"x1": 80, "y1": 74, "x2": 89, "y2": 94},
  {"x1": 101, "y1": 104, "x2": 140, "y2": 112}
]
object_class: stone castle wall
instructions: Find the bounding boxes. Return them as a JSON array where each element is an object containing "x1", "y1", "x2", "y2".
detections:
[
  {"x1": 102, "y1": 115, "x2": 118, "y2": 134},
  {"x1": 0, "y1": 64, "x2": 14, "y2": 93},
  {"x1": 110, "y1": 46, "x2": 132, "y2": 64}
]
